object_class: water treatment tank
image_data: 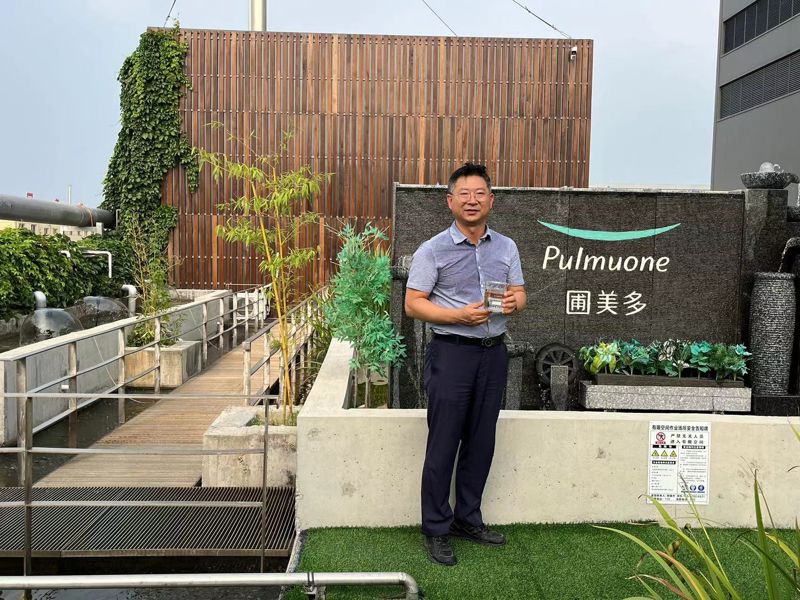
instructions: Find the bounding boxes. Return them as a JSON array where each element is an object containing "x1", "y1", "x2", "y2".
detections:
[
  {"x1": 70, "y1": 296, "x2": 130, "y2": 329},
  {"x1": 19, "y1": 308, "x2": 83, "y2": 345}
]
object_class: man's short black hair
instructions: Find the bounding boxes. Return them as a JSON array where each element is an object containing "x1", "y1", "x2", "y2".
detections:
[{"x1": 447, "y1": 162, "x2": 492, "y2": 194}]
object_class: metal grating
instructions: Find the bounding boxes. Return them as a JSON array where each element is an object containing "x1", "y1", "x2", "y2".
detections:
[{"x1": 0, "y1": 487, "x2": 295, "y2": 558}]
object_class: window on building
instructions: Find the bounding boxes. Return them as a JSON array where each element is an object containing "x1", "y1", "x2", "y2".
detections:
[
  {"x1": 724, "y1": 19, "x2": 735, "y2": 53},
  {"x1": 780, "y1": 0, "x2": 793, "y2": 21},
  {"x1": 723, "y1": 0, "x2": 800, "y2": 53},
  {"x1": 745, "y1": 4, "x2": 758, "y2": 38},
  {"x1": 756, "y1": 0, "x2": 769, "y2": 34},
  {"x1": 719, "y1": 48, "x2": 800, "y2": 118}
]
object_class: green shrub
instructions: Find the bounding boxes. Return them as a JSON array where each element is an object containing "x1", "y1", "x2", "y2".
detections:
[
  {"x1": 80, "y1": 231, "x2": 136, "y2": 296},
  {"x1": 124, "y1": 220, "x2": 180, "y2": 347},
  {"x1": 0, "y1": 228, "x2": 133, "y2": 320},
  {"x1": 325, "y1": 223, "x2": 406, "y2": 377}
]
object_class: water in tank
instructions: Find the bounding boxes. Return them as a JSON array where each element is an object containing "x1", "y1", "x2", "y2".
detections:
[
  {"x1": 70, "y1": 296, "x2": 130, "y2": 329},
  {"x1": 19, "y1": 308, "x2": 84, "y2": 345}
]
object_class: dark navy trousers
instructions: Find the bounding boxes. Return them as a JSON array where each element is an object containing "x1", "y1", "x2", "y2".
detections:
[{"x1": 421, "y1": 336, "x2": 508, "y2": 536}]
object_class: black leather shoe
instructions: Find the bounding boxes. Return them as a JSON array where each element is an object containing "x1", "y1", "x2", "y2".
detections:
[
  {"x1": 449, "y1": 520, "x2": 507, "y2": 546},
  {"x1": 424, "y1": 535, "x2": 457, "y2": 566}
]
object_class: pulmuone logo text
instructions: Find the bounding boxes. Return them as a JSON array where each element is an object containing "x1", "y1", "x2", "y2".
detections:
[
  {"x1": 541, "y1": 246, "x2": 670, "y2": 272},
  {"x1": 537, "y1": 220, "x2": 679, "y2": 272}
]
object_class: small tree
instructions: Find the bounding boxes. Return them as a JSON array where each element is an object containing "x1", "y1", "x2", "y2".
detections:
[
  {"x1": 198, "y1": 127, "x2": 329, "y2": 420},
  {"x1": 325, "y1": 223, "x2": 406, "y2": 404},
  {"x1": 125, "y1": 219, "x2": 179, "y2": 347}
]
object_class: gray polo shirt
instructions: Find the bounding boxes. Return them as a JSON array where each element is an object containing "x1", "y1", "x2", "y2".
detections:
[{"x1": 406, "y1": 222, "x2": 524, "y2": 338}]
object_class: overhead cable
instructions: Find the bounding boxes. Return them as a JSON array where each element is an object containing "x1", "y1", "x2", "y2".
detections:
[
  {"x1": 511, "y1": 0, "x2": 571, "y2": 39},
  {"x1": 164, "y1": 0, "x2": 178, "y2": 27},
  {"x1": 420, "y1": 0, "x2": 458, "y2": 36}
]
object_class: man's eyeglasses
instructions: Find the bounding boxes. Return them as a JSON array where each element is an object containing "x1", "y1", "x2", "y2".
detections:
[{"x1": 450, "y1": 190, "x2": 490, "y2": 202}]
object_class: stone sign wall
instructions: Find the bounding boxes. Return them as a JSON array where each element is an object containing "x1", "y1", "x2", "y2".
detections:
[{"x1": 391, "y1": 185, "x2": 792, "y2": 408}]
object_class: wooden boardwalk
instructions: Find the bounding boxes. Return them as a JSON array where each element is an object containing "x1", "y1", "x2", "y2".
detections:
[{"x1": 37, "y1": 338, "x2": 282, "y2": 488}]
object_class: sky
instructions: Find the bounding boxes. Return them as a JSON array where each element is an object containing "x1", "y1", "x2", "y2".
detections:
[{"x1": 0, "y1": 1, "x2": 720, "y2": 207}]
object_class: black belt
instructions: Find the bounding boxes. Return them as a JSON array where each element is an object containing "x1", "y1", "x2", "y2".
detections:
[{"x1": 432, "y1": 332, "x2": 505, "y2": 348}]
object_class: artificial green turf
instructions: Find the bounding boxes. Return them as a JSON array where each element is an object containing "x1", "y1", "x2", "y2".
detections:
[{"x1": 284, "y1": 523, "x2": 796, "y2": 599}]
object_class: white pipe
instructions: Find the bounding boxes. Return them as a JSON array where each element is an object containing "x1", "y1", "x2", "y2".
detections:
[
  {"x1": 59, "y1": 250, "x2": 71, "y2": 259},
  {"x1": 0, "y1": 573, "x2": 420, "y2": 599},
  {"x1": 82, "y1": 250, "x2": 113, "y2": 278},
  {"x1": 121, "y1": 284, "x2": 138, "y2": 316}
]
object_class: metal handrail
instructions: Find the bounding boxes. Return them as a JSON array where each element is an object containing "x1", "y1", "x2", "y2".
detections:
[
  {"x1": 0, "y1": 288, "x2": 312, "y2": 587},
  {"x1": 0, "y1": 285, "x2": 268, "y2": 361},
  {"x1": 241, "y1": 288, "x2": 327, "y2": 402},
  {"x1": 0, "y1": 572, "x2": 420, "y2": 599},
  {"x1": 2, "y1": 285, "x2": 271, "y2": 444}
]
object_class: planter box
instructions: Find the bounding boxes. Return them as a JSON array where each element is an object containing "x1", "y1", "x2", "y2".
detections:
[
  {"x1": 580, "y1": 381, "x2": 751, "y2": 412},
  {"x1": 594, "y1": 373, "x2": 745, "y2": 388},
  {"x1": 124, "y1": 340, "x2": 201, "y2": 389},
  {"x1": 202, "y1": 406, "x2": 296, "y2": 487}
]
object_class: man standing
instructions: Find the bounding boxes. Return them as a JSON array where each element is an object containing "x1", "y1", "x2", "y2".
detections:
[{"x1": 404, "y1": 163, "x2": 526, "y2": 566}]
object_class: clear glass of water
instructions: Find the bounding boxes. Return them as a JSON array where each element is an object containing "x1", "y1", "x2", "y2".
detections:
[{"x1": 484, "y1": 281, "x2": 507, "y2": 313}]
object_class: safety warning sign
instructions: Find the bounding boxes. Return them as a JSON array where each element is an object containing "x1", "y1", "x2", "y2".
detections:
[{"x1": 647, "y1": 421, "x2": 710, "y2": 505}]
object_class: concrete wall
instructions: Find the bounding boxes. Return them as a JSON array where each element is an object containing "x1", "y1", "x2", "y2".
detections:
[
  {"x1": 202, "y1": 406, "x2": 297, "y2": 487},
  {"x1": 297, "y1": 339, "x2": 800, "y2": 529},
  {"x1": 0, "y1": 290, "x2": 230, "y2": 445}
]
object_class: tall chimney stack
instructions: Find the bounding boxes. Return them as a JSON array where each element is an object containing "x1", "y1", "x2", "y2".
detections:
[{"x1": 250, "y1": 0, "x2": 267, "y2": 31}]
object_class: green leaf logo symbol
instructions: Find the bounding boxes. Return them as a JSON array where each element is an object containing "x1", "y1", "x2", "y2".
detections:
[{"x1": 537, "y1": 221, "x2": 681, "y2": 241}]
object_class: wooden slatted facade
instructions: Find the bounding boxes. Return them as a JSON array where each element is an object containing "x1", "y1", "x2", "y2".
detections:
[{"x1": 163, "y1": 29, "x2": 593, "y2": 289}]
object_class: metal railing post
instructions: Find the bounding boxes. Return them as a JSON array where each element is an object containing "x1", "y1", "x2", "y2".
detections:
[
  {"x1": 244, "y1": 292, "x2": 250, "y2": 339},
  {"x1": 218, "y1": 298, "x2": 225, "y2": 353},
  {"x1": 232, "y1": 296, "x2": 239, "y2": 348},
  {"x1": 299, "y1": 302, "x2": 309, "y2": 384},
  {"x1": 117, "y1": 328, "x2": 126, "y2": 424},
  {"x1": 201, "y1": 302, "x2": 209, "y2": 368},
  {"x1": 15, "y1": 360, "x2": 27, "y2": 483},
  {"x1": 355, "y1": 364, "x2": 360, "y2": 408},
  {"x1": 289, "y1": 324, "x2": 297, "y2": 404},
  {"x1": 257, "y1": 286, "x2": 264, "y2": 328},
  {"x1": 259, "y1": 400, "x2": 269, "y2": 572},
  {"x1": 16, "y1": 360, "x2": 33, "y2": 583},
  {"x1": 243, "y1": 342, "x2": 252, "y2": 406},
  {"x1": 67, "y1": 341, "x2": 78, "y2": 448},
  {"x1": 278, "y1": 351, "x2": 285, "y2": 408},
  {"x1": 268, "y1": 331, "x2": 272, "y2": 394},
  {"x1": 153, "y1": 317, "x2": 162, "y2": 396}
]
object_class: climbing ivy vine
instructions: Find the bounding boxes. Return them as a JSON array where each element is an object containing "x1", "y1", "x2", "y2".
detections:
[{"x1": 101, "y1": 24, "x2": 198, "y2": 257}]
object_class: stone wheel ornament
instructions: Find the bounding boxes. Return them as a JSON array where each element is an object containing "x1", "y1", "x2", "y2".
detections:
[{"x1": 535, "y1": 343, "x2": 579, "y2": 387}]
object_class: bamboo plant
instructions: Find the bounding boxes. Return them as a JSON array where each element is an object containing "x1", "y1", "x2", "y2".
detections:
[{"x1": 198, "y1": 126, "x2": 330, "y2": 421}]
